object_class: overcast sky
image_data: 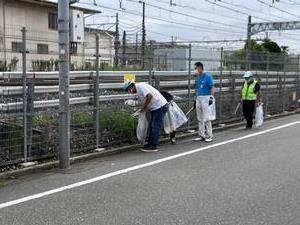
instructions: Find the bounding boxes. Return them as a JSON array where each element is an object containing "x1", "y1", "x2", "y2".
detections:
[{"x1": 74, "y1": 0, "x2": 300, "y2": 53}]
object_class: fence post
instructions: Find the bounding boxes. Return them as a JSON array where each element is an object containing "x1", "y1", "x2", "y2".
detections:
[
  {"x1": 218, "y1": 47, "x2": 223, "y2": 119},
  {"x1": 94, "y1": 34, "x2": 100, "y2": 149},
  {"x1": 282, "y1": 54, "x2": 287, "y2": 112},
  {"x1": 187, "y1": 43, "x2": 192, "y2": 130},
  {"x1": 21, "y1": 27, "x2": 27, "y2": 162},
  {"x1": 265, "y1": 52, "x2": 269, "y2": 115},
  {"x1": 27, "y1": 77, "x2": 34, "y2": 159},
  {"x1": 187, "y1": 44, "x2": 192, "y2": 109},
  {"x1": 148, "y1": 41, "x2": 153, "y2": 85},
  {"x1": 231, "y1": 69, "x2": 236, "y2": 114},
  {"x1": 297, "y1": 55, "x2": 300, "y2": 109}
]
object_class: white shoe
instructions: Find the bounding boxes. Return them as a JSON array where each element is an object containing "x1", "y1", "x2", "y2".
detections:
[
  {"x1": 204, "y1": 137, "x2": 213, "y2": 143},
  {"x1": 193, "y1": 137, "x2": 205, "y2": 142},
  {"x1": 141, "y1": 147, "x2": 158, "y2": 152}
]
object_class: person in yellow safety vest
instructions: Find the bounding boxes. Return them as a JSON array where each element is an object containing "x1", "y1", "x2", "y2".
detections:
[{"x1": 241, "y1": 71, "x2": 261, "y2": 129}]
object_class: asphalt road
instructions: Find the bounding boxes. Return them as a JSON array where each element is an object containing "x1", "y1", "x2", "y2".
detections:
[{"x1": 0, "y1": 114, "x2": 300, "y2": 225}]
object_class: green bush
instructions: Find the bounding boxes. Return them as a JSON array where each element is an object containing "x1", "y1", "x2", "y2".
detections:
[
  {"x1": 34, "y1": 115, "x2": 58, "y2": 127},
  {"x1": 33, "y1": 110, "x2": 137, "y2": 139},
  {"x1": 71, "y1": 112, "x2": 93, "y2": 126},
  {"x1": 100, "y1": 110, "x2": 137, "y2": 136}
]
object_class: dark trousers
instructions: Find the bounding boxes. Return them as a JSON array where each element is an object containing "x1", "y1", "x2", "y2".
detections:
[
  {"x1": 243, "y1": 100, "x2": 256, "y2": 128},
  {"x1": 148, "y1": 104, "x2": 169, "y2": 148}
]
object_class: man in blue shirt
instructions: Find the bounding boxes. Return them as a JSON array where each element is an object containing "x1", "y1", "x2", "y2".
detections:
[{"x1": 193, "y1": 62, "x2": 215, "y2": 143}]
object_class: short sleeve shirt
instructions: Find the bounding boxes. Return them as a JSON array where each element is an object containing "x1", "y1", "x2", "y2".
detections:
[
  {"x1": 135, "y1": 83, "x2": 167, "y2": 111},
  {"x1": 196, "y1": 72, "x2": 214, "y2": 96}
]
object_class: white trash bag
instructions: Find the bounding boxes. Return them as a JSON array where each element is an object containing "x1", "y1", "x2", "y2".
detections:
[
  {"x1": 255, "y1": 103, "x2": 264, "y2": 127},
  {"x1": 136, "y1": 112, "x2": 149, "y2": 144},
  {"x1": 203, "y1": 99, "x2": 216, "y2": 121},
  {"x1": 207, "y1": 101, "x2": 216, "y2": 121},
  {"x1": 164, "y1": 101, "x2": 188, "y2": 134}
]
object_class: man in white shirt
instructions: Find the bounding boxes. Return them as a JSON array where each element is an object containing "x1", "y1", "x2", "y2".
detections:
[{"x1": 124, "y1": 81, "x2": 168, "y2": 152}]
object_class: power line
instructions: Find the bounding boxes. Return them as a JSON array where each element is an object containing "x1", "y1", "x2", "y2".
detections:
[
  {"x1": 219, "y1": 0, "x2": 291, "y2": 21},
  {"x1": 257, "y1": 0, "x2": 300, "y2": 19},
  {"x1": 204, "y1": 0, "x2": 272, "y2": 22},
  {"x1": 78, "y1": 1, "x2": 245, "y2": 35},
  {"x1": 126, "y1": 0, "x2": 245, "y2": 30},
  {"x1": 150, "y1": 0, "x2": 247, "y2": 22}
]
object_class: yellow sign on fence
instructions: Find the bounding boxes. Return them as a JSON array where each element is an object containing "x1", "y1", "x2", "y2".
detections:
[{"x1": 124, "y1": 74, "x2": 136, "y2": 82}]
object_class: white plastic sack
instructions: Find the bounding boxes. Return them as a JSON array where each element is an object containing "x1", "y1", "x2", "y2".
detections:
[
  {"x1": 255, "y1": 104, "x2": 264, "y2": 127},
  {"x1": 196, "y1": 96, "x2": 216, "y2": 122},
  {"x1": 136, "y1": 112, "x2": 149, "y2": 144},
  {"x1": 164, "y1": 101, "x2": 188, "y2": 134},
  {"x1": 205, "y1": 101, "x2": 216, "y2": 121}
]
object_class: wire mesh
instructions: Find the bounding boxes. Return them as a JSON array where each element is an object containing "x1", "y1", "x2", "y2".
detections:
[{"x1": 0, "y1": 27, "x2": 300, "y2": 168}]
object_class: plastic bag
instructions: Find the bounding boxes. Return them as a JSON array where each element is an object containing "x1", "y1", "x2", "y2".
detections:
[
  {"x1": 136, "y1": 112, "x2": 149, "y2": 144},
  {"x1": 164, "y1": 101, "x2": 188, "y2": 134},
  {"x1": 196, "y1": 97, "x2": 216, "y2": 122},
  {"x1": 255, "y1": 104, "x2": 264, "y2": 127},
  {"x1": 206, "y1": 101, "x2": 216, "y2": 121}
]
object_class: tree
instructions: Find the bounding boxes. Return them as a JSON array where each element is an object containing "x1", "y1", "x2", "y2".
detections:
[{"x1": 224, "y1": 38, "x2": 288, "y2": 70}]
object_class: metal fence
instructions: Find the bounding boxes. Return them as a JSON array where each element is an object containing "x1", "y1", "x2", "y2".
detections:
[{"x1": 0, "y1": 26, "x2": 299, "y2": 167}]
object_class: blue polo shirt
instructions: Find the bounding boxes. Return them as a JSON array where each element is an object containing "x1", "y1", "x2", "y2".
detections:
[{"x1": 196, "y1": 72, "x2": 214, "y2": 96}]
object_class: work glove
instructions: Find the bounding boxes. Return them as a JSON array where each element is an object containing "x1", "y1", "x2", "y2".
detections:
[{"x1": 208, "y1": 96, "x2": 214, "y2": 106}]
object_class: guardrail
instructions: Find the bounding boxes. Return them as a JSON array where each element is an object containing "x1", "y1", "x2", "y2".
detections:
[{"x1": 0, "y1": 70, "x2": 298, "y2": 112}]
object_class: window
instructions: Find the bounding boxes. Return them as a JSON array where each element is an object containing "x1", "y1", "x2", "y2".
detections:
[
  {"x1": 70, "y1": 42, "x2": 78, "y2": 55},
  {"x1": 37, "y1": 44, "x2": 49, "y2": 54},
  {"x1": 48, "y1": 13, "x2": 58, "y2": 30},
  {"x1": 11, "y1": 42, "x2": 22, "y2": 53}
]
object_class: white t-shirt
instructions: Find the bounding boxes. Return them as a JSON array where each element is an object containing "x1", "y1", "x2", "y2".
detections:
[{"x1": 135, "y1": 83, "x2": 167, "y2": 111}]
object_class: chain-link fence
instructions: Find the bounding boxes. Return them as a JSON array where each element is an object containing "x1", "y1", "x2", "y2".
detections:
[{"x1": 1, "y1": 26, "x2": 300, "y2": 168}]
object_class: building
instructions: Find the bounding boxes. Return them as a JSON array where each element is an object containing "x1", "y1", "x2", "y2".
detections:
[
  {"x1": 0, "y1": 0, "x2": 115, "y2": 71},
  {"x1": 154, "y1": 45, "x2": 221, "y2": 71}
]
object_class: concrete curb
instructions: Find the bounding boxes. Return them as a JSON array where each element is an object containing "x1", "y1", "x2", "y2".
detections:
[{"x1": 0, "y1": 110, "x2": 299, "y2": 180}]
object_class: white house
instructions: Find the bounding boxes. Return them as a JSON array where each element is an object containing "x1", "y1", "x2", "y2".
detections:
[{"x1": 0, "y1": 0, "x2": 115, "y2": 71}]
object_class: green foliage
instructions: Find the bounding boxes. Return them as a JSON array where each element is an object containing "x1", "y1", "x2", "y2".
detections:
[
  {"x1": 34, "y1": 115, "x2": 58, "y2": 126},
  {"x1": 261, "y1": 39, "x2": 282, "y2": 53},
  {"x1": 100, "y1": 110, "x2": 137, "y2": 137},
  {"x1": 32, "y1": 59, "x2": 58, "y2": 71},
  {"x1": 71, "y1": 112, "x2": 93, "y2": 126},
  {"x1": 0, "y1": 57, "x2": 19, "y2": 71},
  {"x1": 224, "y1": 38, "x2": 288, "y2": 71},
  {"x1": 101, "y1": 63, "x2": 143, "y2": 71}
]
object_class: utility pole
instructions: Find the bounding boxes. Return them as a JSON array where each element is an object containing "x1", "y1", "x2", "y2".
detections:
[
  {"x1": 114, "y1": 13, "x2": 120, "y2": 68},
  {"x1": 141, "y1": 2, "x2": 146, "y2": 69},
  {"x1": 246, "y1": 15, "x2": 252, "y2": 70},
  {"x1": 135, "y1": 33, "x2": 138, "y2": 63},
  {"x1": 122, "y1": 30, "x2": 126, "y2": 66},
  {"x1": 58, "y1": 0, "x2": 70, "y2": 169}
]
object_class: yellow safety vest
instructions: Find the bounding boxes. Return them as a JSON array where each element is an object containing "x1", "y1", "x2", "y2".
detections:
[{"x1": 241, "y1": 80, "x2": 258, "y2": 100}]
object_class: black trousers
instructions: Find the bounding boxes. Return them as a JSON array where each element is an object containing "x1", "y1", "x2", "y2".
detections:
[{"x1": 242, "y1": 100, "x2": 256, "y2": 128}]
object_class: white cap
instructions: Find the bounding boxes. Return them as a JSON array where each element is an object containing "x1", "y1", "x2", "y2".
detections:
[{"x1": 243, "y1": 71, "x2": 253, "y2": 78}]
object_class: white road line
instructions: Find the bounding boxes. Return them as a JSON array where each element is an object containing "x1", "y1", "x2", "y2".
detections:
[{"x1": 1, "y1": 120, "x2": 300, "y2": 210}]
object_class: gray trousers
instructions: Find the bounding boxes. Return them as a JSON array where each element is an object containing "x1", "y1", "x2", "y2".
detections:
[{"x1": 196, "y1": 96, "x2": 213, "y2": 138}]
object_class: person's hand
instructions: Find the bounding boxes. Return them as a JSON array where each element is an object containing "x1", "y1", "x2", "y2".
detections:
[
  {"x1": 256, "y1": 99, "x2": 262, "y2": 107},
  {"x1": 208, "y1": 96, "x2": 214, "y2": 106},
  {"x1": 131, "y1": 110, "x2": 141, "y2": 118}
]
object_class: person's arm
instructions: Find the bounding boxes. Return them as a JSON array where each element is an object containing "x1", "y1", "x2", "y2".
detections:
[
  {"x1": 208, "y1": 75, "x2": 215, "y2": 105},
  {"x1": 210, "y1": 86, "x2": 215, "y2": 97},
  {"x1": 140, "y1": 93, "x2": 153, "y2": 112}
]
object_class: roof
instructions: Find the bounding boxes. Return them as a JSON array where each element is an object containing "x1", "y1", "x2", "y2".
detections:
[
  {"x1": 85, "y1": 27, "x2": 115, "y2": 36},
  {"x1": 17, "y1": 0, "x2": 101, "y2": 14}
]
